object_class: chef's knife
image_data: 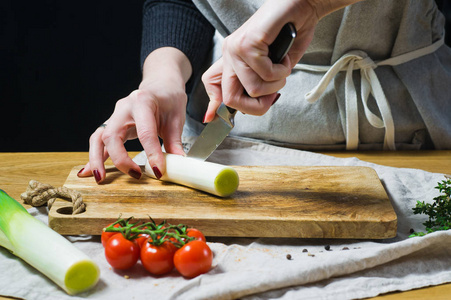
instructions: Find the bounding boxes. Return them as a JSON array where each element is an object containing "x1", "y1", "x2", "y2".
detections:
[{"x1": 187, "y1": 22, "x2": 297, "y2": 160}]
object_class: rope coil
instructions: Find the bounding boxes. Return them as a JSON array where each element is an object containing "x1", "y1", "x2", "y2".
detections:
[{"x1": 20, "y1": 180, "x2": 86, "y2": 214}]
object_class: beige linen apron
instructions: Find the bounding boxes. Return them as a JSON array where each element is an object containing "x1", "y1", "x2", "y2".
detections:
[{"x1": 186, "y1": 0, "x2": 451, "y2": 150}]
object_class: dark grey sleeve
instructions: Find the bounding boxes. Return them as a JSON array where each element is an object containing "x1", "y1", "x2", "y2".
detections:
[{"x1": 141, "y1": 0, "x2": 215, "y2": 82}]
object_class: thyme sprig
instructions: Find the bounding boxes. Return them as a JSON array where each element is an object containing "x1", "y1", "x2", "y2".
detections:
[{"x1": 410, "y1": 178, "x2": 451, "y2": 237}]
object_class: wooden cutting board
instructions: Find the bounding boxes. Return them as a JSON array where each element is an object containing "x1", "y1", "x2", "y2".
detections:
[{"x1": 48, "y1": 165, "x2": 397, "y2": 239}]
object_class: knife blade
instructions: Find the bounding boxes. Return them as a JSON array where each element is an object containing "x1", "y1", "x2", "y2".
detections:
[{"x1": 187, "y1": 22, "x2": 297, "y2": 160}]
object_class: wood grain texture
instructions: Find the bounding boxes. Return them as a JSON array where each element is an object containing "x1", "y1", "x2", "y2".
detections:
[
  {"x1": 48, "y1": 165, "x2": 397, "y2": 239},
  {"x1": 325, "y1": 150, "x2": 451, "y2": 175}
]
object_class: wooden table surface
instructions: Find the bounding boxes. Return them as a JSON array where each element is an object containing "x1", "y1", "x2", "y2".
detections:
[{"x1": 0, "y1": 151, "x2": 450, "y2": 299}]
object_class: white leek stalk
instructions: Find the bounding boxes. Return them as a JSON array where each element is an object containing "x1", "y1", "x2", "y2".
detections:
[
  {"x1": 0, "y1": 190, "x2": 100, "y2": 295},
  {"x1": 144, "y1": 153, "x2": 239, "y2": 197}
]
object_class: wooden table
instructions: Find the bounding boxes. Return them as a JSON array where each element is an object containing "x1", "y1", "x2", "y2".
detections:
[{"x1": 0, "y1": 151, "x2": 450, "y2": 299}]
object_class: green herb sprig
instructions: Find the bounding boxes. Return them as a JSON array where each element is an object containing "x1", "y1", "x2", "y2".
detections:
[{"x1": 410, "y1": 178, "x2": 451, "y2": 237}]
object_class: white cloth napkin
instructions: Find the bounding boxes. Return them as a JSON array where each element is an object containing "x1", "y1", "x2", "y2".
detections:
[{"x1": 1, "y1": 137, "x2": 450, "y2": 300}]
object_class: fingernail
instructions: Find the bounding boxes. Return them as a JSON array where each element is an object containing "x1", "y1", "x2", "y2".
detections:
[
  {"x1": 128, "y1": 169, "x2": 142, "y2": 180},
  {"x1": 152, "y1": 166, "x2": 162, "y2": 180},
  {"x1": 271, "y1": 93, "x2": 281, "y2": 106},
  {"x1": 93, "y1": 169, "x2": 101, "y2": 183},
  {"x1": 77, "y1": 168, "x2": 85, "y2": 177},
  {"x1": 202, "y1": 113, "x2": 207, "y2": 124}
]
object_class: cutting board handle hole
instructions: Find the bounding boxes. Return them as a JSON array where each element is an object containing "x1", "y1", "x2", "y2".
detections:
[{"x1": 56, "y1": 206, "x2": 83, "y2": 215}]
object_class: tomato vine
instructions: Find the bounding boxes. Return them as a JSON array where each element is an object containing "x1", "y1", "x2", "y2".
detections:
[
  {"x1": 102, "y1": 217, "x2": 212, "y2": 277},
  {"x1": 103, "y1": 216, "x2": 196, "y2": 247}
]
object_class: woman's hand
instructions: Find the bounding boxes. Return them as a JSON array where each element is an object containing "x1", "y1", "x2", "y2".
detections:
[
  {"x1": 77, "y1": 47, "x2": 192, "y2": 183},
  {"x1": 201, "y1": 0, "x2": 362, "y2": 122}
]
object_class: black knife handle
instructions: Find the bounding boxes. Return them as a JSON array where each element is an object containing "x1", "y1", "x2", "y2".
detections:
[
  {"x1": 226, "y1": 22, "x2": 297, "y2": 115},
  {"x1": 268, "y1": 22, "x2": 297, "y2": 64}
]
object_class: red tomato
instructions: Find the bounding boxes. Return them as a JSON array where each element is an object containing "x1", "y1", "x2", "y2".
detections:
[
  {"x1": 105, "y1": 233, "x2": 140, "y2": 270},
  {"x1": 101, "y1": 223, "x2": 121, "y2": 247},
  {"x1": 136, "y1": 233, "x2": 150, "y2": 249},
  {"x1": 140, "y1": 241, "x2": 176, "y2": 275},
  {"x1": 174, "y1": 240, "x2": 212, "y2": 278},
  {"x1": 186, "y1": 228, "x2": 206, "y2": 242}
]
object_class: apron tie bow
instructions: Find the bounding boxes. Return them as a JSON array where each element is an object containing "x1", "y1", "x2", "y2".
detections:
[
  {"x1": 303, "y1": 50, "x2": 394, "y2": 150},
  {"x1": 294, "y1": 35, "x2": 444, "y2": 150}
]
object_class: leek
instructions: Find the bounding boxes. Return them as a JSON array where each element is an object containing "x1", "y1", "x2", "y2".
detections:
[
  {"x1": 144, "y1": 153, "x2": 239, "y2": 197},
  {"x1": 0, "y1": 189, "x2": 100, "y2": 295}
]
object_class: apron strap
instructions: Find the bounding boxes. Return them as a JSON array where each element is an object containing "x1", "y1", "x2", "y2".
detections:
[{"x1": 293, "y1": 35, "x2": 445, "y2": 150}]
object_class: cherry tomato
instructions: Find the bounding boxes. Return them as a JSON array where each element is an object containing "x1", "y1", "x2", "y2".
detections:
[
  {"x1": 186, "y1": 228, "x2": 206, "y2": 242},
  {"x1": 136, "y1": 233, "x2": 150, "y2": 249},
  {"x1": 105, "y1": 233, "x2": 140, "y2": 270},
  {"x1": 101, "y1": 223, "x2": 121, "y2": 247},
  {"x1": 140, "y1": 240, "x2": 176, "y2": 275},
  {"x1": 174, "y1": 240, "x2": 213, "y2": 278}
]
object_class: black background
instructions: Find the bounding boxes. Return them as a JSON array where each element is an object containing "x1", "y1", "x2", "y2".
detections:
[
  {"x1": 1, "y1": 0, "x2": 144, "y2": 151},
  {"x1": 1, "y1": 1, "x2": 450, "y2": 152}
]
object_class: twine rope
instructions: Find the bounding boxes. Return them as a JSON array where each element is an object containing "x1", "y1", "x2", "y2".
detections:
[{"x1": 20, "y1": 180, "x2": 85, "y2": 214}]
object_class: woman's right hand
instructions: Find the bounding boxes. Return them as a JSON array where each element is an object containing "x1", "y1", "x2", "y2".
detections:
[
  {"x1": 201, "y1": 0, "x2": 363, "y2": 122},
  {"x1": 77, "y1": 47, "x2": 192, "y2": 183}
]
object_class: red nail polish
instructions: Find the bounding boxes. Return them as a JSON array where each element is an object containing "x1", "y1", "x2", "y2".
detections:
[
  {"x1": 271, "y1": 93, "x2": 281, "y2": 106},
  {"x1": 93, "y1": 169, "x2": 101, "y2": 183},
  {"x1": 202, "y1": 113, "x2": 207, "y2": 124},
  {"x1": 152, "y1": 166, "x2": 162, "y2": 180},
  {"x1": 77, "y1": 168, "x2": 85, "y2": 177},
  {"x1": 128, "y1": 169, "x2": 142, "y2": 180}
]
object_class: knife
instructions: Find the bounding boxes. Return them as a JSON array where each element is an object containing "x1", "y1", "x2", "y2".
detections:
[{"x1": 187, "y1": 22, "x2": 297, "y2": 160}]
